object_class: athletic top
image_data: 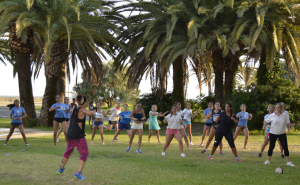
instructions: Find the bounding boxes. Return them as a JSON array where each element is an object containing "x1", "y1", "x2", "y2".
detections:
[
  {"x1": 67, "y1": 107, "x2": 86, "y2": 140},
  {"x1": 133, "y1": 112, "x2": 143, "y2": 121},
  {"x1": 89, "y1": 105, "x2": 94, "y2": 110},
  {"x1": 176, "y1": 110, "x2": 183, "y2": 117},
  {"x1": 119, "y1": 111, "x2": 131, "y2": 124},
  {"x1": 236, "y1": 111, "x2": 250, "y2": 127},
  {"x1": 51, "y1": 103, "x2": 69, "y2": 118},
  {"x1": 95, "y1": 110, "x2": 104, "y2": 119},
  {"x1": 183, "y1": 108, "x2": 192, "y2": 121},
  {"x1": 204, "y1": 108, "x2": 212, "y2": 123},
  {"x1": 264, "y1": 112, "x2": 289, "y2": 135},
  {"x1": 212, "y1": 109, "x2": 222, "y2": 126},
  {"x1": 217, "y1": 112, "x2": 237, "y2": 131},
  {"x1": 109, "y1": 107, "x2": 121, "y2": 121},
  {"x1": 149, "y1": 111, "x2": 159, "y2": 124},
  {"x1": 264, "y1": 114, "x2": 271, "y2": 133},
  {"x1": 11, "y1": 107, "x2": 25, "y2": 124},
  {"x1": 65, "y1": 104, "x2": 72, "y2": 119},
  {"x1": 165, "y1": 113, "x2": 182, "y2": 129}
]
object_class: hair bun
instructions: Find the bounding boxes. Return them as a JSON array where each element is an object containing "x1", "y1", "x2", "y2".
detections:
[{"x1": 76, "y1": 94, "x2": 85, "y2": 105}]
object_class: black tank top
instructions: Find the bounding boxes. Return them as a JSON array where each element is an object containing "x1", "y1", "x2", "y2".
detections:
[
  {"x1": 67, "y1": 107, "x2": 86, "y2": 140},
  {"x1": 212, "y1": 110, "x2": 222, "y2": 125}
]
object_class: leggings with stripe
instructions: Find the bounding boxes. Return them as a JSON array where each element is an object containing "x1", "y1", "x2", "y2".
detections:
[{"x1": 268, "y1": 133, "x2": 289, "y2": 156}]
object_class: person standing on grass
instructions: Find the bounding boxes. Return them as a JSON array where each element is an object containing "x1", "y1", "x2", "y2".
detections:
[
  {"x1": 148, "y1": 105, "x2": 169, "y2": 143},
  {"x1": 111, "y1": 104, "x2": 132, "y2": 145},
  {"x1": 49, "y1": 95, "x2": 71, "y2": 148},
  {"x1": 57, "y1": 94, "x2": 95, "y2": 180},
  {"x1": 200, "y1": 101, "x2": 213, "y2": 146},
  {"x1": 208, "y1": 103, "x2": 242, "y2": 162},
  {"x1": 57, "y1": 97, "x2": 72, "y2": 143},
  {"x1": 263, "y1": 103, "x2": 295, "y2": 167},
  {"x1": 126, "y1": 102, "x2": 146, "y2": 153},
  {"x1": 259, "y1": 104, "x2": 284, "y2": 158},
  {"x1": 88, "y1": 102, "x2": 95, "y2": 129},
  {"x1": 183, "y1": 102, "x2": 199, "y2": 146},
  {"x1": 106, "y1": 101, "x2": 122, "y2": 141},
  {"x1": 91, "y1": 102, "x2": 108, "y2": 145},
  {"x1": 176, "y1": 102, "x2": 191, "y2": 151},
  {"x1": 201, "y1": 102, "x2": 223, "y2": 155},
  {"x1": 233, "y1": 104, "x2": 253, "y2": 149},
  {"x1": 162, "y1": 105, "x2": 185, "y2": 157},
  {"x1": 3, "y1": 99, "x2": 29, "y2": 147}
]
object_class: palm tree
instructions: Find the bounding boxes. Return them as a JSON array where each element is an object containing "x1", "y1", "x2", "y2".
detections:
[
  {"x1": 236, "y1": 59, "x2": 257, "y2": 87},
  {"x1": 0, "y1": 0, "x2": 39, "y2": 119},
  {"x1": 0, "y1": 34, "x2": 12, "y2": 65}
]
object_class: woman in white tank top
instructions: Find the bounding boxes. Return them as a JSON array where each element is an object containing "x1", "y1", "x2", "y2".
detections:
[
  {"x1": 88, "y1": 102, "x2": 95, "y2": 129},
  {"x1": 91, "y1": 102, "x2": 108, "y2": 145}
]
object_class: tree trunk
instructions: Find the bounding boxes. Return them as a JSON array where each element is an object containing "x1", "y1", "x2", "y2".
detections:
[
  {"x1": 212, "y1": 49, "x2": 225, "y2": 103},
  {"x1": 9, "y1": 25, "x2": 36, "y2": 119},
  {"x1": 208, "y1": 80, "x2": 212, "y2": 96},
  {"x1": 224, "y1": 54, "x2": 239, "y2": 95},
  {"x1": 38, "y1": 41, "x2": 66, "y2": 126},
  {"x1": 172, "y1": 56, "x2": 185, "y2": 108},
  {"x1": 257, "y1": 47, "x2": 267, "y2": 85},
  {"x1": 57, "y1": 63, "x2": 66, "y2": 101}
]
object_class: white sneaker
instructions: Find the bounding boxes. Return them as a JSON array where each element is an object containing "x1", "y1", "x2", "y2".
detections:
[
  {"x1": 190, "y1": 142, "x2": 194, "y2": 146},
  {"x1": 263, "y1": 160, "x2": 270, "y2": 165},
  {"x1": 180, "y1": 153, "x2": 186, "y2": 157},
  {"x1": 287, "y1": 162, "x2": 295, "y2": 167},
  {"x1": 3, "y1": 143, "x2": 7, "y2": 146},
  {"x1": 25, "y1": 143, "x2": 30, "y2": 147},
  {"x1": 162, "y1": 152, "x2": 165, "y2": 156},
  {"x1": 56, "y1": 138, "x2": 59, "y2": 143}
]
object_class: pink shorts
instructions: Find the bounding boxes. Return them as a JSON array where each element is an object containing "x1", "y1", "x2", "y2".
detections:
[{"x1": 166, "y1": 128, "x2": 180, "y2": 135}]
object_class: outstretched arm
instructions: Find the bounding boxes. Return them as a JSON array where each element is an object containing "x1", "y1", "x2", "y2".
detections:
[
  {"x1": 191, "y1": 110, "x2": 200, "y2": 118},
  {"x1": 158, "y1": 111, "x2": 169, "y2": 117}
]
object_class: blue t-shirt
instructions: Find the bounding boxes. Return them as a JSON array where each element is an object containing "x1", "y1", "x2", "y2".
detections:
[
  {"x1": 119, "y1": 111, "x2": 131, "y2": 124},
  {"x1": 65, "y1": 104, "x2": 72, "y2": 119},
  {"x1": 51, "y1": 103, "x2": 69, "y2": 118},
  {"x1": 204, "y1": 108, "x2": 212, "y2": 123},
  {"x1": 11, "y1": 107, "x2": 25, "y2": 123},
  {"x1": 237, "y1": 111, "x2": 250, "y2": 127}
]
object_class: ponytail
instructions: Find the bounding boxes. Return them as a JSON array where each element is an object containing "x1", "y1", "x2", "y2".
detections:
[{"x1": 7, "y1": 99, "x2": 18, "y2": 110}]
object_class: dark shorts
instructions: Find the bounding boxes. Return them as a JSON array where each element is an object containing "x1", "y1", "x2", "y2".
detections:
[
  {"x1": 65, "y1": 118, "x2": 70, "y2": 122},
  {"x1": 118, "y1": 122, "x2": 131, "y2": 130},
  {"x1": 109, "y1": 120, "x2": 119, "y2": 125},
  {"x1": 11, "y1": 122, "x2": 23, "y2": 127},
  {"x1": 238, "y1": 125, "x2": 247, "y2": 130},
  {"x1": 205, "y1": 123, "x2": 212, "y2": 127},
  {"x1": 54, "y1": 118, "x2": 66, "y2": 123},
  {"x1": 94, "y1": 121, "x2": 104, "y2": 127}
]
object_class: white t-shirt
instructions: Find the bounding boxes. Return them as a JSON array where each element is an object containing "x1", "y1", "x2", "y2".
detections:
[
  {"x1": 176, "y1": 110, "x2": 184, "y2": 129},
  {"x1": 109, "y1": 107, "x2": 121, "y2": 121},
  {"x1": 183, "y1": 108, "x2": 192, "y2": 121},
  {"x1": 166, "y1": 114, "x2": 182, "y2": 129},
  {"x1": 264, "y1": 112, "x2": 289, "y2": 135}
]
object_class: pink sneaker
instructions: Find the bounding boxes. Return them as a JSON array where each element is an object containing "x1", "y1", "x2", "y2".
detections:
[
  {"x1": 219, "y1": 151, "x2": 223, "y2": 155},
  {"x1": 208, "y1": 155, "x2": 213, "y2": 159},
  {"x1": 236, "y1": 157, "x2": 242, "y2": 162},
  {"x1": 201, "y1": 149, "x2": 207, "y2": 153}
]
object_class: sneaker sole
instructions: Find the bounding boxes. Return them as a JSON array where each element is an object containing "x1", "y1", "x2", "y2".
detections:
[{"x1": 57, "y1": 172, "x2": 62, "y2": 174}]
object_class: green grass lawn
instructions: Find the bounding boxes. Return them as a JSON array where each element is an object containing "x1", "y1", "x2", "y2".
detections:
[{"x1": 1, "y1": 120, "x2": 300, "y2": 185}]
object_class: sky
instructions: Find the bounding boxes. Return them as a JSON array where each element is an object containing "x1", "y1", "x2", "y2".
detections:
[{"x1": 0, "y1": 60, "x2": 209, "y2": 99}]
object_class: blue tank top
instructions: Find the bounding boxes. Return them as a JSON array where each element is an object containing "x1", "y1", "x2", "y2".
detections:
[
  {"x1": 212, "y1": 110, "x2": 222, "y2": 125},
  {"x1": 133, "y1": 112, "x2": 143, "y2": 121}
]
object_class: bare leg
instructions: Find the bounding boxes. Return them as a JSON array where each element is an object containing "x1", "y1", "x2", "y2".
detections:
[
  {"x1": 231, "y1": 147, "x2": 238, "y2": 157},
  {"x1": 4, "y1": 125, "x2": 16, "y2": 144},
  {"x1": 205, "y1": 127, "x2": 216, "y2": 149},
  {"x1": 111, "y1": 129, "x2": 122, "y2": 145},
  {"x1": 242, "y1": 127, "x2": 249, "y2": 149},
  {"x1": 53, "y1": 121, "x2": 59, "y2": 148},
  {"x1": 57, "y1": 126, "x2": 63, "y2": 139},
  {"x1": 128, "y1": 129, "x2": 136, "y2": 147},
  {"x1": 211, "y1": 146, "x2": 217, "y2": 155},
  {"x1": 61, "y1": 157, "x2": 69, "y2": 168},
  {"x1": 180, "y1": 129, "x2": 190, "y2": 151},
  {"x1": 260, "y1": 137, "x2": 269, "y2": 154},
  {"x1": 99, "y1": 125, "x2": 104, "y2": 145},
  {"x1": 184, "y1": 125, "x2": 187, "y2": 130},
  {"x1": 107, "y1": 124, "x2": 113, "y2": 131},
  {"x1": 61, "y1": 121, "x2": 68, "y2": 141},
  {"x1": 174, "y1": 134, "x2": 184, "y2": 153},
  {"x1": 91, "y1": 126, "x2": 97, "y2": 144},
  {"x1": 163, "y1": 135, "x2": 174, "y2": 152},
  {"x1": 18, "y1": 125, "x2": 28, "y2": 144},
  {"x1": 126, "y1": 130, "x2": 131, "y2": 138},
  {"x1": 219, "y1": 141, "x2": 223, "y2": 152},
  {"x1": 88, "y1": 116, "x2": 91, "y2": 127},
  {"x1": 187, "y1": 124, "x2": 192, "y2": 143},
  {"x1": 114, "y1": 124, "x2": 119, "y2": 138},
  {"x1": 155, "y1": 130, "x2": 161, "y2": 143},
  {"x1": 77, "y1": 160, "x2": 86, "y2": 172},
  {"x1": 201, "y1": 126, "x2": 210, "y2": 144},
  {"x1": 138, "y1": 129, "x2": 143, "y2": 149},
  {"x1": 233, "y1": 126, "x2": 241, "y2": 141},
  {"x1": 148, "y1": 130, "x2": 153, "y2": 143}
]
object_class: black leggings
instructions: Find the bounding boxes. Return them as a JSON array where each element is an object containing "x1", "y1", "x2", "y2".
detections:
[
  {"x1": 268, "y1": 133, "x2": 289, "y2": 156},
  {"x1": 214, "y1": 128, "x2": 235, "y2": 148}
]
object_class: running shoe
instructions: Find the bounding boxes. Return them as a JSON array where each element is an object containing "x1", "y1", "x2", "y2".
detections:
[
  {"x1": 180, "y1": 153, "x2": 186, "y2": 157},
  {"x1": 126, "y1": 147, "x2": 131, "y2": 152},
  {"x1": 3, "y1": 143, "x2": 7, "y2": 146},
  {"x1": 73, "y1": 172, "x2": 87, "y2": 180},
  {"x1": 201, "y1": 149, "x2": 207, "y2": 153},
  {"x1": 219, "y1": 151, "x2": 223, "y2": 155},
  {"x1": 57, "y1": 166, "x2": 65, "y2": 174},
  {"x1": 263, "y1": 160, "x2": 270, "y2": 165},
  {"x1": 25, "y1": 143, "x2": 30, "y2": 147},
  {"x1": 208, "y1": 155, "x2": 213, "y2": 159},
  {"x1": 136, "y1": 149, "x2": 142, "y2": 153},
  {"x1": 190, "y1": 142, "x2": 194, "y2": 146},
  {"x1": 286, "y1": 162, "x2": 295, "y2": 167},
  {"x1": 56, "y1": 138, "x2": 59, "y2": 143},
  {"x1": 162, "y1": 152, "x2": 165, "y2": 156},
  {"x1": 258, "y1": 153, "x2": 262, "y2": 158},
  {"x1": 281, "y1": 155, "x2": 285, "y2": 159},
  {"x1": 235, "y1": 157, "x2": 242, "y2": 162},
  {"x1": 200, "y1": 142, "x2": 204, "y2": 146},
  {"x1": 115, "y1": 138, "x2": 119, "y2": 141}
]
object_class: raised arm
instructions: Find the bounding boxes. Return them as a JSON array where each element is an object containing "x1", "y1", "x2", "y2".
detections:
[
  {"x1": 49, "y1": 105, "x2": 59, "y2": 112},
  {"x1": 81, "y1": 108, "x2": 95, "y2": 117},
  {"x1": 248, "y1": 113, "x2": 253, "y2": 120},
  {"x1": 66, "y1": 105, "x2": 72, "y2": 113},
  {"x1": 205, "y1": 111, "x2": 213, "y2": 121},
  {"x1": 158, "y1": 111, "x2": 169, "y2": 117},
  {"x1": 191, "y1": 110, "x2": 199, "y2": 118},
  {"x1": 150, "y1": 111, "x2": 158, "y2": 116}
]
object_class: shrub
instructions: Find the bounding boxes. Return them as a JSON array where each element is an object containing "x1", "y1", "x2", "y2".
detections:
[{"x1": 23, "y1": 117, "x2": 39, "y2": 127}]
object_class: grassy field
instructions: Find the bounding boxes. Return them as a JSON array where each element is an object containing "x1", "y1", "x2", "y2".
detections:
[{"x1": 0, "y1": 118, "x2": 300, "y2": 185}]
